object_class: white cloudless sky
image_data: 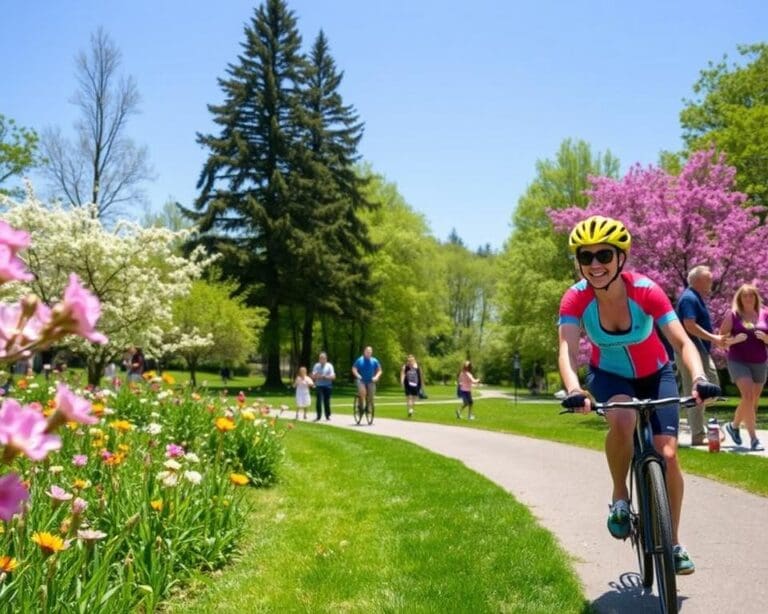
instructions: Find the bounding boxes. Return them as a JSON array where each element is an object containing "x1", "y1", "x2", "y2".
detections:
[{"x1": 2, "y1": 0, "x2": 766, "y2": 250}]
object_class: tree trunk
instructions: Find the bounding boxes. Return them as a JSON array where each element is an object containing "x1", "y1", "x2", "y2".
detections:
[
  {"x1": 300, "y1": 306, "x2": 314, "y2": 369},
  {"x1": 87, "y1": 355, "x2": 106, "y2": 388},
  {"x1": 188, "y1": 358, "x2": 198, "y2": 388},
  {"x1": 263, "y1": 304, "x2": 283, "y2": 388}
]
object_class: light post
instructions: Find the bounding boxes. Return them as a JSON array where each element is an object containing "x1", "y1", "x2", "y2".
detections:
[{"x1": 512, "y1": 351, "x2": 520, "y2": 406}]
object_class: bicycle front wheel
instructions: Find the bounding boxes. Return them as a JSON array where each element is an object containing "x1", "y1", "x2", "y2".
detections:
[
  {"x1": 365, "y1": 398, "x2": 374, "y2": 425},
  {"x1": 644, "y1": 460, "x2": 678, "y2": 614},
  {"x1": 353, "y1": 397, "x2": 364, "y2": 425},
  {"x1": 632, "y1": 463, "x2": 653, "y2": 588}
]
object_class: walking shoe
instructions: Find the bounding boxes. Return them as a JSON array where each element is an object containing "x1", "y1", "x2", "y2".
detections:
[
  {"x1": 408, "y1": 407, "x2": 414, "y2": 417},
  {"x1": 606, "y1": 500, "x2": 631, "y2": 539},
  {"x1": 751, "y1": 439, "x2": 765, "y2": 451},
  {"x1": 468, "y1": 414, "x2": 476, "y2": 421},
  {"x1": 455, "y1": 408, "x2": 461, "y2": 419},
  {"x1": 673, "y1": 544, "x2": 695, "y2": 575},
  {"x1": 725, "y1": 422, "x2": 742, "y2": 446}
]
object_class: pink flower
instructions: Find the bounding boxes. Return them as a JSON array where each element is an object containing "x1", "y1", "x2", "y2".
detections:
[
  {"x1": 46, "y1": 485, "x2": 73, "y2": 503},
  {"x1": 0, "y1": 472, "x2": 29, "y2": 521},
  {"x1": 100, "y1": 450, "x2": 113, "y2": 462},
  {"x1": 0, "y1": 399, "x2": 61, "y2": 461},
  {"x1": 60, "y1": 274, "x2": 107, "y2": 344},
  {"x1": 0, "y1": 301, "x2": 51, "y2": 358},
  {"x1": 54, "y1": 384, "x2": 98, "y2": 426},
  {"x1": 77, "y1": 529, "x2": 107, "y2": 542},
  {"x1": 0, "y1": 221, "x2": 31, "y2": 253},
  {"x1": 72, "y1": 454, "x2": 88, "y2": 467},
  {"x1": 72, "y1": 497, "x2": 88, "y2": 515},
  {"x1": 0, "y1": 220, "x2": 33, "y2": 284},
  {"x1": 165, "y1": 443, "x2": 185, "y2": 458}
]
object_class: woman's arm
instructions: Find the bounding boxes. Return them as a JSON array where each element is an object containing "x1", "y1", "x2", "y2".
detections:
[
  {"x1": 719, "y1": 310, "x2": 734, "y2": 336},
  {"x1": 558, "y1": 323, "x2": 584, "y2": 394}
]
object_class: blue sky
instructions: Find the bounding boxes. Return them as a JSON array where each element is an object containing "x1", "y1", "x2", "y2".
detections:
[{"x1": 2, "y1": 1, "x2": 766, "y2": 250}]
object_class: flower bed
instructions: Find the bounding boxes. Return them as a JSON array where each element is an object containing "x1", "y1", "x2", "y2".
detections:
[{"x1": 1, "y1": 376, "x2": 287, "y2": 611}]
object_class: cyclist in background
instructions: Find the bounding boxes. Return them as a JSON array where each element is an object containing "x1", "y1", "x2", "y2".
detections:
[
  {"x1": 557, "y1": 216, "x2": 721, "y2": 576},
  {"x1": 352, "y1": 346, "x2": 382, "y2": 413}
]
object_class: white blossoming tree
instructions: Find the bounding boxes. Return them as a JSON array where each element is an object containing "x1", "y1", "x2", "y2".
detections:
[{"x1": 1, "y1": 187, "x2": 215, "y2": 385}]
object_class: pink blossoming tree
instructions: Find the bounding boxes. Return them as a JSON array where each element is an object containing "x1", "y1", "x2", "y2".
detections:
[{"x1": 549, "y1": 150, "x2": 768, "y2": 323}]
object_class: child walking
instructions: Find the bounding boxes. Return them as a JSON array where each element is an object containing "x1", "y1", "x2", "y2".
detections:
[
  {"x1": 456, "y1": 360, "x2": 480, "y2": 420},
  {"x1": 293, "y1": 366, "x2": 314, "y2": 420}
]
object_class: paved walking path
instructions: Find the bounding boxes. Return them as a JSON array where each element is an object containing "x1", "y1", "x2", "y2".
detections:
[{"x1": 315, "y1": 410, "x2": 768, "y2": 613}]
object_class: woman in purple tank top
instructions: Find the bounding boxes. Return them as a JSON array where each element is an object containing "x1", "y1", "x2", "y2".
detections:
[{"x1": 719, "y1": 284, "x2": 768, "y2": 451}]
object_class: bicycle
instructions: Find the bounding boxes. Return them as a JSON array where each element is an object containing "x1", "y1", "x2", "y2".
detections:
[
  {"x1": 353, "y1": 381, "x2": 375, "y2": 425},
  {"x1": 561, "y1": 395, "x2": 699, "y2": 614}
]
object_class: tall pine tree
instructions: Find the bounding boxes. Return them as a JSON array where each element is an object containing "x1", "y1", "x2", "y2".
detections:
[
  {"x1": 189, "y1": 0, "x2": 308, "y2": 387},
  {"x1": 293, "y1": 30, "x2": 374, "y2": 368}
]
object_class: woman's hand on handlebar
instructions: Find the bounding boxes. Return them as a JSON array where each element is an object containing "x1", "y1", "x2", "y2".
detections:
[
  {"x1": 561, "y1": 388, "x2": 592, "y2": 414},
  {"x1": 692, "y1": 379, "x2": 722, "y2": 405}
]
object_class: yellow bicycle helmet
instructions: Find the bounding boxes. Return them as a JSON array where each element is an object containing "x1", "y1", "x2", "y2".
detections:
[{"x1": 568, "y1": 215, "x2": 631, "y2": 253}]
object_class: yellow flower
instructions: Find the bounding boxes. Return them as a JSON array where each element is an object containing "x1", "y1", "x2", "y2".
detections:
[
  {"x1": 0, "y1": 555, "x2": 17, "y2": 573},
  {"x1": 31, "y1": 532, "x2": 67, "y2": 556},
  {"x1": 118, "y1": 443, "x2": 130, "y2": 453},
  {"x1": 150, "y1": 499, "x2": 163, "y2": 512},
  {"x1": 229, "y1": 473, "x2": 249, "y2": 486},
  {"x1": 109, "y1": 420, "x2": 133, "y2": 433},
  {"x1": 73, "y1": 479, "x2": 90, "y2": 490},
  {"x1": 215, "y1": 417, "x2": 236, "y2": 433},
  {"x1": 142, "y1": 370, "x2": 156, "y2": 381},
  {"x1": 162, "y1": 373, "x2": 176, "y2": 385},
  {"x1": 91, "y1": 403, "x2": 105, "y2": 417},
  {"x1": 241, "y1": 410, "x2": 256, "y2": 421}
]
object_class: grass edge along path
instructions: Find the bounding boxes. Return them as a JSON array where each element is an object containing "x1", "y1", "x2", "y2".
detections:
[
  {"x1": 167, "y1": 424, "x2": 587, "y2": 613},
  {"x1": 369, "y1": 396, "x2": 768, "y2": 497}
]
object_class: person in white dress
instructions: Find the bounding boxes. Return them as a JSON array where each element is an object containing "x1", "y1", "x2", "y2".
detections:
[{"x1": 293, "y1": 366, "x2": 314, "y2": 420}]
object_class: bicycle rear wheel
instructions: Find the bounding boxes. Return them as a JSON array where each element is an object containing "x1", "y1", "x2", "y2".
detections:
[
  {"x1": 644, "y1": 460, "x2": 678, "y2": 614},
  {"x1": 353, "y1": 396, "x2": 364, "y2": 425},
  {"x1": 631, "y1": 463, "x2": 653, "y2": 588}
]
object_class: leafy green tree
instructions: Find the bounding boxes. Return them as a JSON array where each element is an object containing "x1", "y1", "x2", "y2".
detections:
[
  {"x1": 497, "y1": 139, "x2": 619, "y2": 372},
  {"x1": 0, "y1": 114, "x2": 40, "y2": 196},
  {"x1": 171, "y1": 280, "x2": 268, "y2": 386},
  {"x1": 319, "y1": 172, "x2": 449, "y2": 382},
  {"x1": 680, "y1": 43, "x2": 768, "y2": 204},
  {"x1": 188, "y1": 0, "x2": 309, "y2": 387}
]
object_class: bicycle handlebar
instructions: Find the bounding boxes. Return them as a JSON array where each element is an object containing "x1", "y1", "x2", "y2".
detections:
[{"x1": 560, "y1": 396, "x2": 725, "y2": 414}]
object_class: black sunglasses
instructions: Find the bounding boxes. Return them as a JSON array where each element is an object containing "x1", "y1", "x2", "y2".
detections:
[{"x1": 576, "y1": 248, "x2": 615, "y2": 266}]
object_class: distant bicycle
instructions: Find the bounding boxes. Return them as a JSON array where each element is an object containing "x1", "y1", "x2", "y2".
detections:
[
  {"x1": 561, "y1": 396, "x2": 704, "y2": 614},
  {"x1": 353, "y1": 382, "x2": 375, "y2": 425}
]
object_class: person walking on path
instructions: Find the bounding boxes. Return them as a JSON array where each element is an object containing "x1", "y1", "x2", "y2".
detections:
[
  {"x1": 720, "y1": 283, "x2": 768, "y2": 451},
  {"x1": 352, "y1": 346, "x2": 382, "y2": 414},
  {"x1": 558, "y1": 216, "x2": 720, "y2": 575},
  {"x1": 676, "y1": 265, "x2": 725, "y2": 446},
  {"x1": 456, "y1": 360, "x2": 479, "y2": 420},
  {"x1": 311, "y1": 352, "x2": 336, "y2": 421},
  {"x1": 293, "y1": 366, "x2": 314, "y2": 420},
  {"x1": 400, "y1": 354, "x2": 423, "y2": 417}
]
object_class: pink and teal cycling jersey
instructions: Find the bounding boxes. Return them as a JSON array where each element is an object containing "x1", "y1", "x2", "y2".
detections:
[{"x1": 558, "y1": 272, "x2": 677, "y2": 379}]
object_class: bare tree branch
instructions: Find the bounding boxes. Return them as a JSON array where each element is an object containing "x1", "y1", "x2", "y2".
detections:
[{"x1": 40, "y1": 27, "x2": 153, "y2": 219}]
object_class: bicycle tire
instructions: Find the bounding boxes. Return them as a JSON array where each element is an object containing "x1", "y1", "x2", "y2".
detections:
[
  {"x1": 644, "y1": 460, "x2": 678, "y2": 614},
  {"x1": 365, "y1": 398, "x2": 374, "y2": 425},
  {"x1": 632, "y1": 463, "x2": 653, "y2": 588},
  {"x1": 353, "y1": 397, "x2": 364, "y2": 425}
]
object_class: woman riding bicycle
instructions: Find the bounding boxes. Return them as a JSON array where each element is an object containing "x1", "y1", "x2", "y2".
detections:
[{"x1": 557, "y1": 215, "x2": 720, "y2": 576}]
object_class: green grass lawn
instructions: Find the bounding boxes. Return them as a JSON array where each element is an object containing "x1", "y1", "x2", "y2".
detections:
[{"x1": 168, "y1": 424, "x2": 586, "y2": 613}]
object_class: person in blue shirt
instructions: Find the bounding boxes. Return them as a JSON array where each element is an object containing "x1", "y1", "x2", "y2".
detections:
[
  {"x1": 351, "y1": 346, "x2": 382, "y2": 413},
  {"x1": 675, "y1": 266, "x2": 725, "y2": 445}
]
